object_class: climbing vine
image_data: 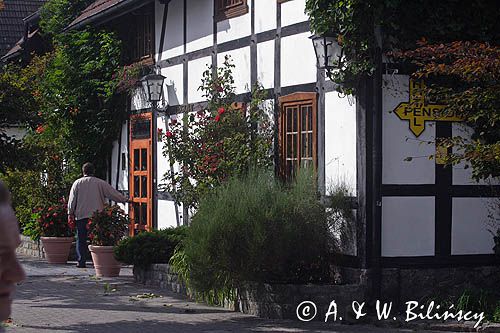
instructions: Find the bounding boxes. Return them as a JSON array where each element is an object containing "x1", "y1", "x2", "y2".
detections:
[{"x1": 305, "y1": 0, "x2": 500, "y2": 94}]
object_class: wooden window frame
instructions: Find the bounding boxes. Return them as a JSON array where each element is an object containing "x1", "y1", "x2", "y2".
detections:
[
  {"x1": 131, "y1": 5, "x2": 155, "y2": 62},
  {"x1": 214, "y1": 0, "x2": 249, "y2": 21},
  {"x1": 279, "y1": 92, "x2": 318, "y2": 180}
]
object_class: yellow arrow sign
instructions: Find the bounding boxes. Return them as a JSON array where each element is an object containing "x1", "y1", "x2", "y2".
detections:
[{"x1": 393, "y1": 80, "x2": 463, "y2": 137}]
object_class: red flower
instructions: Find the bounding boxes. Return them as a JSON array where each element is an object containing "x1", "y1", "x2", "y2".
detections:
[
  {"x1": 217, "y1": 107, "x2": 225, "y2": 115},
  {"x1": 215, "y1": 115, "x2": 221, "y2": 122},
  {"x1": 170, "y1": 119, "x2": 177, "y2": 125},
  {"x1": 35, "y1": 125, "x2": 45, "y2": 134},
  {"x1": 157, "y1": 128, "x2": 163, "y2": 135},
  {"x1": 166, "y1": 131, "x2": 173, "y2": 138}
]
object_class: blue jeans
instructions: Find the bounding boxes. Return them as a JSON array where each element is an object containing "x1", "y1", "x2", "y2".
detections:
[{"x1": 76, "y1": 219, "x2": 89, "y2": 265}]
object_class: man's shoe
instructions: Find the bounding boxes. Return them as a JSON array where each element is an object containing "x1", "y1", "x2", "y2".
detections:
[{"x1": 76, "y1": 263, "x2": 86, "y2": 268}]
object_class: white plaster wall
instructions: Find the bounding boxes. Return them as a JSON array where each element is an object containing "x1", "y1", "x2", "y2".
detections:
[
  {"x1": 452, "y1": 123, "x2": 500, "y2": 186},
  {"x1": 131, "y1": 88, "x2": 150, "y2": 111},
  {"x1": 188, "y1": 56, "x2": 212, "y2": 103},
  {"x1": 280, "y1": 32, "x2": 316, "y2": 87},
  {"x1": 160, "y1": 0, "x2": 184, "y2": 59},
  {"x1": 218, "y1": 47, "x2": 251, "y2": 95},
  {"x1": 217, "y1": 0, "x2": 251, "y2": 44},
  {"x1": 186, "y1": 0, "x2": 213, "y2": 53},
  {"x1": 156, "y1": 114, "x2": 183, "y2": 230},
  {"x1": 382, "y1": 196, "x2": 435, "y2": 256},
  {"x1": 451, "y1": 197, "x2": 498, "y2": 255},
  {"x1": 162, "y1": 64, "x2": 183, "y2": 106},
  {"x1": 257, "y1": 40, "x2": 274, "y2": 89},
  {"x1": 158, "y1": 200, "x2": 179, "y2": 229},
  {"x1": 157, "y1": 115, "x2": 169, "y2": 183},
  {"x1": 110, "y1": 122, "x2": 129, "y2": 191},
  {"x1": 254, "y1": 0, "x2": 276, "y2": 33},
  {"x1": 2, "y1": 126, "x2": 26, "y2": 140},
  {"x1": 382, "y1": 75, "x2": 435, "y2": 184},
  {"x1": 324, "y1": 91, "x2": 357, "y2": 194},
  {"x1": 281, "y1": 0, "x2": 308, "y2": 27}
]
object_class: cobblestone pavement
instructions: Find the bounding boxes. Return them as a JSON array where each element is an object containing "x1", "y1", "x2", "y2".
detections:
[{"x1": 5, "y1": 256, "x2": 458, "y2": 333}]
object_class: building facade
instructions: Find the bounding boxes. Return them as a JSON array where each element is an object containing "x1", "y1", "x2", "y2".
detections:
[{"x1": 68, "y1": 0, "x2": 499, "y2": 298}]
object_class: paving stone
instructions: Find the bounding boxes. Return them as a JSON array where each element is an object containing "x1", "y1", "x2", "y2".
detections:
[{"x1": 5, "y1": 256, "x2": 470, "y2": 333}]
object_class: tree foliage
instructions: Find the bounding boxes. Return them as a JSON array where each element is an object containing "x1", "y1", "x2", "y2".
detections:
[
  {"x1": 394, "y1": 41, "x2": 500, "y2": 180},
  {"x1": 305, "y1": 0, "x2": 500, "y2": 94}
]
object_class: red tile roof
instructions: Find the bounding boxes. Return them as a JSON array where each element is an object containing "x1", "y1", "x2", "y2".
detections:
[{"x1": 68, "y1": 0, "x2": 126, "y2": 29}]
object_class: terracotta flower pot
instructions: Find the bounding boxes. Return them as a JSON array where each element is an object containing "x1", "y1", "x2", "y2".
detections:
[
  {"x1": 88, "y1": 245, "x2": 121, "y2": 277},
  {"x1": 40, "y1": 237, "x2": 74, "y2": 264}
]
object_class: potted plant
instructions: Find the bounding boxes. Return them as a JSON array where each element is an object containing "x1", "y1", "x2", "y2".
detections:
[
  {"x1": 87, "y1": 205, "x2": 128, "y2": 277},
  {"x1": 37, "y1": 201, "x2": 75, "y2": 264}
]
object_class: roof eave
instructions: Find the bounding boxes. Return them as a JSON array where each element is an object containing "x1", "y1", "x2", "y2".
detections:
[{"x1": 66, "y1": 0, "x2": 154, "y2": 31}]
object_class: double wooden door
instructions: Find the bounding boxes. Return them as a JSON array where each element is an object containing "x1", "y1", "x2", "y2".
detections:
[{"x1": 129, "y1": 114, "x2": 152, "y2": 235}]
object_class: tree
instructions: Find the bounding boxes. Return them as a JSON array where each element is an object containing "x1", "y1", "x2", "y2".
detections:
[{"x1": 394, "y1": 41, "x2": 500, "y2": 181}]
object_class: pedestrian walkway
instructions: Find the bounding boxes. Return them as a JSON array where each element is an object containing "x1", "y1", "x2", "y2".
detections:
[{"x1": 5, "y1": 256, "x2": 456, "y2": 333}]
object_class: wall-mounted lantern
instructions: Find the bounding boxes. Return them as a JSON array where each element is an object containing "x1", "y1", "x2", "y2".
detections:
[{"x1": 310, "y1": 33, "x2": 344, "y2": 79}]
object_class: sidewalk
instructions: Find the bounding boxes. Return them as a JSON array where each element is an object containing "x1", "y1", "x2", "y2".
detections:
[{"x1": 6, "y1": 256, "x2": 459, "y2": 333}]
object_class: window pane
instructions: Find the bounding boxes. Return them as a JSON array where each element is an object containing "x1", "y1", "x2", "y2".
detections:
[
  {"x1": 308, "y1": 105, "x2": 313, "y2": 130},
  {"x1": 286, "y1": 134, "x2": 294, "y2": 158},
  {"x1": 141, "y1": 149, "x2": 147, "y2": 171},
  {"x1": 133, "y1": 176, "x2": 139, "y2": 197},
  {"x1": 141, "y1": 203, "x2": 147, "y2": 225},
  {"x1": 133, "y1": 149, "x2": 140, "y2": 171},
  {"x1": 301, "y1": 106, "x2": 308, "y2": 132},
  {"x1": 293, "y1": 107, "x2": 298, "y2": 132},
  {"x1": 286, "y1": 107, "x2": 292, "y2": 132},
  {"x1": 308, "y1": 133, "x2": 313, "y2": 158},
  {"x1": 133, "y1": 203, "x2": 140, "y2": 225},
  {"x1": 301, "y1": 133, "x2": 308, "y2": 158},
  {"x1": 141, "y1": 176, "x2": 147, "y2": 198}
]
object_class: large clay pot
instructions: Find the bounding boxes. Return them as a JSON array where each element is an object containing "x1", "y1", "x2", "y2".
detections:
[
  {"x1": 40, "y1": 237, "x2": 74, "y2": 264},
  {"x1": 88, "y1": 245, "x2": 121, "y2": 277}
]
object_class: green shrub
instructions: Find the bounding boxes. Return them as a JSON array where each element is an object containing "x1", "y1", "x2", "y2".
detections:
[
  {"x1": 179, "y1": 168, "x2": 332, "y2": 295},
  {"x1": 1, "y1": 168, "x2": 72, "y2": 239},
  {"x1": 114, "y1": 227, "x2": 187, "y2": 268},
  {"x1": 456, "y1": 288, "x2": 500, "y2": 323}
]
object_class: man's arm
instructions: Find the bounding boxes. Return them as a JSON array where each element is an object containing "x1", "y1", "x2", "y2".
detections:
[
  {"x1": 67, "y1": 182, "x2": 78, "y2": 216},
  {"x1": 101, "y1": 181, "x2": 129, "y2": 203}
]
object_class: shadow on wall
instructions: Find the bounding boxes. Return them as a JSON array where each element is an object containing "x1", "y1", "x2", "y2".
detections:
[{"x1": 160, "y1": 0, "x2": 233, "y2": 55}]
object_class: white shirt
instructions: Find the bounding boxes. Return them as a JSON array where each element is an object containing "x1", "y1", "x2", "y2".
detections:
[{"x1": 67, "y1": 176, "x2": 127, "y2": 220}]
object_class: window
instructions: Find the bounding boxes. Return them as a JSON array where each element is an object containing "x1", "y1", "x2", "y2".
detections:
[
  {"x1": 116, "y1": 4, "x2": 155, "y2": 63},
  {"x1": 131, "y1": 9, "x2": 154, "y2": 61},
  {"x1": 215, "y1": 0, "x2": 248, "y2": 21},
  {"x1": 279, "y1": 92, "x2": 317, "y2": 180}
]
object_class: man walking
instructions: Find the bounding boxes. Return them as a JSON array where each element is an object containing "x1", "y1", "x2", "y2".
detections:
[{"x1": 68, "y1": 162, "x2": 129, "y2": 268}]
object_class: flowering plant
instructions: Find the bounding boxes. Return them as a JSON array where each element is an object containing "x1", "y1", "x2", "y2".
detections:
[
  {"x1": 36, "y1": 201, "x2": 74, "y2": 237},
  {"x1": 160, "y1": 56, "x2": 273, "y2": 208},
  {"x1": 88, "y1": 205, "x2": 128, "y2": 246}
]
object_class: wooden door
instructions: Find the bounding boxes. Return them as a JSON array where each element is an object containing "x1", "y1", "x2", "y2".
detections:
[{"x1": 129, "y1": 114, "x2": 152, "y2": 235}]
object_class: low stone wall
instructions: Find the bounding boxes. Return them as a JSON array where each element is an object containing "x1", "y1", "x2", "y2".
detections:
[
  {"x1": 133, "y1": 264, "x2": 188, "y2": 295},
  {"x1": 133, "y1": 264, "x2": 368, "y2": 320},
  {"x1": 17, "y1": 235, "x2": 78, "y2": 261},
  {"x1": 17, "y1": 235, "x2": 45, "y2": 258},
  {"x1": 381, "y1": 265, "x2": 500, "y2": 307}
]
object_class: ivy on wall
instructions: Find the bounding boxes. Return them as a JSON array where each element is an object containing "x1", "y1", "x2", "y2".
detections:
[{"x1": 305, "y1": 0, "x2": 500, "y2": 94}]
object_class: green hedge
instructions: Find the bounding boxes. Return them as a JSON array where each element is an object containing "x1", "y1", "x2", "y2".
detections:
[
  {"x1": 114, "y1": 227, "x2": 187, "y2": 268},
  {"x1": 178, "y1": 168, "x2": 333, "y2": 294}
]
